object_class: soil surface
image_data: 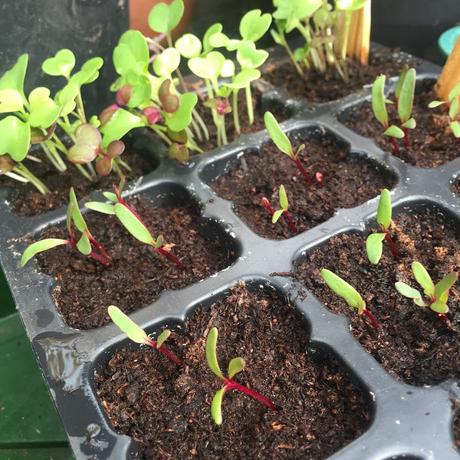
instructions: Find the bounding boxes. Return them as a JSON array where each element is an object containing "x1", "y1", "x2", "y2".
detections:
[
  {"x1": 209, "y1": 132, "x2": 395, "y2": 239},
  {"x1": 339, "y1": 80, "x2": 460, "y2": 168},
  {"x1": 96, "y1": 283, "x2": 371, "y2": 459},
  {"x1": 295, "y1": 207, "x2": 460, "y2": 386},
  {"x1": 33, "y1": 196, "x2": 236, "y2": 329},
  {"x1": 1, "y1": 148, "x2": 156, "y2": 216},
  {"x1": 194, "y1": 88, "x2": 290, "y2": 152},
  {"x1": 264, "y1": 47, "x2": 417, "y2": 103}
]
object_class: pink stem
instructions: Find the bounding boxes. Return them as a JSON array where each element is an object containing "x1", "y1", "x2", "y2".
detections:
[
  {"x1": 389, "y1": 137, "x2": 400, "y2": 156},
  {"x1": 283, "y1": 210, "x2": 298, "y2": 234},
  {"x1": 261, "y1": 197, "x2": 275, "y2": 217},
  {"x1": 225, "y1": 379, "x2": 276, "y2": 411},
  {"x1": 293, "y1": 157, "x2": 314, "y2": 187},
  {"x1": 402, "y1": 127, "x2": 410, "y2": 148},
  {"x1": 155, "y1": 246, "x2": 185, "y2": 270},
  {"x1": 147, "y1": 338, "x2": 182, "y2": 366},
  {"x1": 384, "y1": 231, "x2": 399, "y2": 259},
  {"x1": 363, "y1": 308, "x2": 380, "y2": 330},
  {"x1": 88, "y1": 234, "x2": 112, "y2": 262}
]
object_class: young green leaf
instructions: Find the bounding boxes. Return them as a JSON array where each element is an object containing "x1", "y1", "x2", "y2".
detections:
[
  {"x1": 175, "y1": 33, "x2": 202, "y2": 58},
  {"x1": 384, "y1": 125, "x2": 405, "y2": 138},
  {"x1": 113, "y1": 30, "x2": 149, "y2": 76},
  {"x1": 372, "y1": 75, "x2": 388, "y2": 128},
  {"x1": 114, "y1": 203, "x2": 155, "y2": 246},
  {"x1": 434, "y1": 272, "x2": 457, "y2": 299},
  {"x1": 108, "y1": 305, "x2": 151, "y2": 345},
  {"x1": 206, "y1": 327, "x2": 224, "y2": 379},
  {"x1": 451, "y1": 121, "x2": 460, "y2": 138},
  {"x1": 148, "y1": 0, "x2": 184, "y2": 34},
  {"x1": 412, "y1": 261, "x2": 435, "y2": 297},
  {"x1": 279, "y1": 185, "x2": 288, "y2": 210},
  {"x1": 377, "y1": 188, "x2": 391, "y2": 230},
  {"x1": 0, "y1": 54, "x2": 28, "y2": 101},
  {"x1": 366, "y1": 233, "x2": 385, "y2": 265},
  {"x1": 166, "y1": 92, "x2": 198, "y2": 132},
  {"x1": 395, "y1": 281, "x2": 426, "y2": 307},
  {"x1": 264, "y1": 111, "x2": 292, "y2": 157},
  {"x1": 85, "y1": 202, "x2": 116, "y2": 215},
  {"x1": 0, "y1": 116, "x2": 30, "y2": 161},
  {"x1": 42, "y1": 49, "x2": 76, "y2": 79},
  {"x1": 69, "y1": 187, "x2": 88, "y2": 232},
  {"x1": 397, "y1": 68, "x2": 416, "y2": 123},
  {"x1": 272, "y1": 209, "x2": 284, "y2": 223},
  {"x1": 428, "y1": 100, "x2": 445, "y2": 109},
  {"x1": 0, "y1": 89, "x2": 23, "y2": 113},
  {"x1": 100, "y1": 108, "x2": 143, "y2": 150},
  {"x1": 430, "y1": 299, "x2": 448, "y2": 314},
  {"x1": 448, "y1": 82, "x2": 460, "y2": 101},
  {"x1": 156, "y1": 329, "x2": 171, "y2": 348},
  {"x1": 153, "y1": 47, "x2": 181, "y2": 77},
  {"x1": 28, "y1": 87, "x2": 60, "y2": 128},
  {"x1": 76, "y1": 233, "x2": 91, "y2": 255},
  {"x1": 211, "y1": 387, "x2": 225, "y2": 425},
  {"x1": 228, "y1": 357, "x2": 245, "y2": 379},
  {"x1": 239, "y1": 9, "x2": 272, "y2": 43},
  {"x1": 21, "y1": 238, "x2": 68, "y2": 267},
  {"x1": 320, "y1": 269, "x2": 366, "y2": 313}
]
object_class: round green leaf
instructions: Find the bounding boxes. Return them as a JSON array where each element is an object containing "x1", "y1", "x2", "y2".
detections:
[
  {"x1": 384, "y1": 125, "x2": 405, "y2": 138},
  {"x1": 156, "y1": 329, "x2": 171, "y2": 348},
  {"x1": 239, "y1": 9, "x2": 272, "y2": 43},
  {"x1": 175, "y1": 33, "x2": 202, "y2": 58},
  {"x1": 226, "y1": 69, "x2": 261, "y2": 89},
  {"x1": 228, "y1": 357, "x2": 245, "y2": 379},
  {"x1": 264, "y1": 111, "x2": 292, "y2": 156},
  {"x1": 21, "y1": 238, "x2": 68, "y2": 267},
  {"x1": 148, "y1": 0, "x2": 184, "y2": 34},
  {"x1": 153, "y1": 48, "x2": 181, "y2": 77},
  {"x1": 0, "y1": 89, "x2": 23, "y2": 113},
  {"x1": 42, "y1": 49, "x2": 75, "y2": 78},
  {"x1": 113, "y1": 30, "x2": 149, "y2": 76},
  {"x1": 203, "y1": 23, "x2": 223, "y2": 53},
  {"x1": 0, "y1": 116, "x2": 31, "y2": 161},
  {"x1": 108, "y1": 305, "x2": 150, "y2": 345},
  {"x1": 430, "y1": 299, "x2": 448, "y2": 314},
  {"x1": 76, "y1": 233, "x2": 91, "y2": 255},
  {"x1": 366, "y1": 233, "x2": 385, "y2": 265},
  {"x1": 100, "y1": 109, "x2": 143, "y2": 150},
  {"x1": 236, "y1": 41, "x2": 268, "y2": 69},
  {"x1": 166, "y1": 92, "x2": 198, "y2": 132},
  {"x1": 28, "y1": 87, "x2": 60, "y2": 128}
]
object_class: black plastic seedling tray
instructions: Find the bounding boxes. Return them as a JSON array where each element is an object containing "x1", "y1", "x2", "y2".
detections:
[{"x1": 1, "y1": 49, "x2": 460, "y2": 459}]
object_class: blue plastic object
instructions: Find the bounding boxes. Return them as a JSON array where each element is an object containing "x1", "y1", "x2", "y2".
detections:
[{"x1": 439, "y1": 26, "x2": 460, "y2": 57}]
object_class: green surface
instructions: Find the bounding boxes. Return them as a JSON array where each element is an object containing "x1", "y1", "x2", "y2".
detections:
[{"x1": 0, "y1": 313, "x2": 73, "y2": 459}]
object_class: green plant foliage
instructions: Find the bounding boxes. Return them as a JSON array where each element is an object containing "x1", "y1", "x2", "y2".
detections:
[
  {"x1": 206, "y1": 327, "x2": 224, "y2": 379},
  {"x1": 320, "y1": 269, "x2": 366, "y2": 313},
  {"x1": 148, "y1": 0, "x2": 184, "y2": 35},
  {"x1": 114, "y1": 203, "x2": 155, "y2": 246},
  {"x1": 108, "y1": 305, "x2": 152, "y2": 344},
  {"x1": 42, "y1": 49, "x2": 76, "y2": 79},
  {"x1": 377, "y1": 189, "x2": 392, "y2": 230},
  {"x1": 239, "y1": 9, "x2": 272, "y2": 42},
  {"x1": 366, "y1": 233, "x2": 385, "y2": 265},
  {"x1": 371, "y1": 75, "x2": 388, "y2": 127},
  {"x1": 264, "y1": 111, "x2": 292, "y2": 157},
  {"x1": 0, "y1": 116, "x2": 30, "y2": 161},
  {"x1": 100, "y1": 109, "x2": 143, "y2": 149},
  {"x1": 20, "y1": 238, "x2": 69, "y2": 267}
]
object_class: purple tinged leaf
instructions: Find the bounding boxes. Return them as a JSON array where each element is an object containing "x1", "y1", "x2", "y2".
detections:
[
  {"x1": 106, "y1": 140, "x2": 125, "y2": 158},
  {"x1": 159, "y1": 79, "x2": 179, "y2": 113},
  {"x1": 115, "y1": 85, "x2": 132, "y2": 106},
  {"x1": 142, "y1": 106, "x2": 162, "y2": 125},
  {"x1": 95, "y1": 156, "x2": 113, "y2": 176},
  {"x1": 0, "y1": 156, "x2": 15, "y2": 174}
]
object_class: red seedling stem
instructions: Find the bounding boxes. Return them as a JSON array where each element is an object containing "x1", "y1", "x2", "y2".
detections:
[
  {"x1": 384, "y1": 231, "x2": 399, "y2": 259},
  {"x1": 155, "y1": 246, "x2": 185, "y2": 270},
  {"x1": 293, "y1": 157, "x2": 314, "y2": 187},
  {"x1": 261, "y1": 197, "x2": 275, "y2": 216},
  {"x1": 147, "y1": 338, "x2": 182, "y2": 366},
  {"x1": 389, "y1": 137, "x2": 400, "y2": 155},
  {"x1": 283, "y1": 210, "x2": 298, "y2": 234},
  {"x1": 363, "y1": 308, "x2": 380, "y2": 330},
  {"x1": 224, "y1": 378, "x2": 277, "y2": 411},
  {"x1": 402, "y1": 127, "x2": 410, "y2": 148},
  {"x1": 67, "y1": 235, "x2": 112, "y2": 267}
]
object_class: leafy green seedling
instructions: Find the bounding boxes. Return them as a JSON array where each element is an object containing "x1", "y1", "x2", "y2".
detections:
[
  {"x1": 429, "y1": 81, "x2": 460, "y2": 140},
  {"x1": 394, "y1": 67, "x2": 417, "y2": 148},
  {"x1": 21, "y1": 187, "x2": 111, "y2": 267},
  {"x1": 85, "y1": 182, "x2": 184, "y2": 269},
  {"x1": 320, "y1": 269, "x2": 380, "y2": 329},
  {"x1": 264, "y1": 111, "x2": 323, "y2": 187},
  {"x1": 395, "y1": 261, "x2": 458, "y2": 316},
  {"x1": 366, "y1": 189, "x2": 398, "y2": 264},
  {"x1": 372, "y1": 74, "x2": 405, "y2": 155},
  {"x1": 108, "y1": 305, "x2": 182, "y2": 365},
  {"x1": 206, "y1": 327, "x2": 276, "y2": 425},
  {"x1": 261, "y1": 185, "x2": 297, "y2": 234}
]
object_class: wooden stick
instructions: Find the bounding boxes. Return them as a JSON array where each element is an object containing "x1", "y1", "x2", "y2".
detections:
[
  {"x1": 436, "y1": 35, "x2": 460, "y2": 101},
  {"x1": 346, "y1": 0, "x2": 371, "y2": 65}
]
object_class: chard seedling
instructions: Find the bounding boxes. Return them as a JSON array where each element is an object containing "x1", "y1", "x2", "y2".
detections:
[
  {"x1": 264, "y1": 111, "x2": 322, "y2": 187},
  {"x1": 21, "y1": 187, "x2": 111, "y2": 267},
  {"x1": 371, "y1": 70, "x2": 417, "y2": 154},
  {"x1": 107, "y1": 305, "x2": 182, "y2": 365},
  {"x1": 261, "y1": 185, "x2": 297, "y2": 234},
  {"x1": 206, "y1": 327, "x2": 276, "y2": 425},
  {"x1": 366, "y1": 189, "x2": 398, "y2": 264},
  {"x1": 429, "y1": 81, "x2": 460, "y2": 140},
  {"x1": 320, "y1": 269, "x2": 380, "y2": 329},
  {"x1": 395, "y1": 261, "x2": 458, "y2": 317},
  {"x1": 85, "y1": 182, "x2": 184, "y2": 269}
]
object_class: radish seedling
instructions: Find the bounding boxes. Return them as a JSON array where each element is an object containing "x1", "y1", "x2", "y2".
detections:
[
  {"x1": 366, "y1": 188, "x2": 398, "y2": 264},
  {"x1": 85, "y1": 182, "x2": 184, "y2": 269},
  {"x1": 395, "y1": 261, "x2": 458, "y2": 316},
  {"x1": 261, "y1": 185, "x2": 297, "y2": 234},
  {"x1": 108, "y1": 305, "x2": 182, "y2": 366},
  {"x1": 206, "y1": 327, "x2": 276, "y2": 425},
  {"x1": 320, "y1": 269, "x2": 380, "y2": 329},
  {"x1": 264, "y1": 111, "x2": 322, "y2": 187},
  {"x1": 21, "y1": 187, "x2": 111, "y2": 267},
  {"x1": 429, "y1": 81, "x2": 460, "y2": 140}
]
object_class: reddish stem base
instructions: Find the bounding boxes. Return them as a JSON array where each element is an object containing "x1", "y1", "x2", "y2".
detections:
[
  {"x1": 147, "y1": 338, "x2": 182, "y2": 366},
  {"x1": 293, "y1": 157, "x2": 314, "y2": 187},
  {"x1": 224, "y1": 378, "x2": 277, "y2": 411},
  {"x1": 283, "y1": 210, "x2": 298, "y2": 234},
  {"x1": 362, "y1": 308, "x2": 380, "y2": 330},
  {"x1": 389, "y1": 137, "x2": 400, "y2": 156},
  {"x1": 384, "y1": 231, "x2": 399, "y2": 259},
  {"x1": 155, "y1": 246, "x2": 185, "y2": 270}
]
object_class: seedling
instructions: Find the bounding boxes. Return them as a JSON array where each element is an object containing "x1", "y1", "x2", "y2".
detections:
[
  {"x1": 21, "y1": 188, "x2": 111, "y2": 267},
  {"x1": 366, "y1": 189, "x2": 398, "y2": 264},
  {"x1": 261, "y1": 185, "x2": 297, "y2": 234},
  {"x1": 85, "y1": 182, "x2": 184, "y2": 269},
  {"x1": 320, "y1": 269, "x2": 380, "y2": 329},
  {"x1": 428, "y1": 81, "x2": 460, "y2": 140},
  {"x1": 206, "y1": 327, "x2": 276, "y2": 425},
  {"x1": 395, "y1": 261, "x2": 458, "y2": 317},
  {"x1": 108, "y1": 305, "x2": 182, "y2": 365},
  {"x1": 264, "y1": 111, "x2": 322, "y2": 187},
  {"x1": 371, "y1": 70, "x2": 417, "y2": 155}
]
